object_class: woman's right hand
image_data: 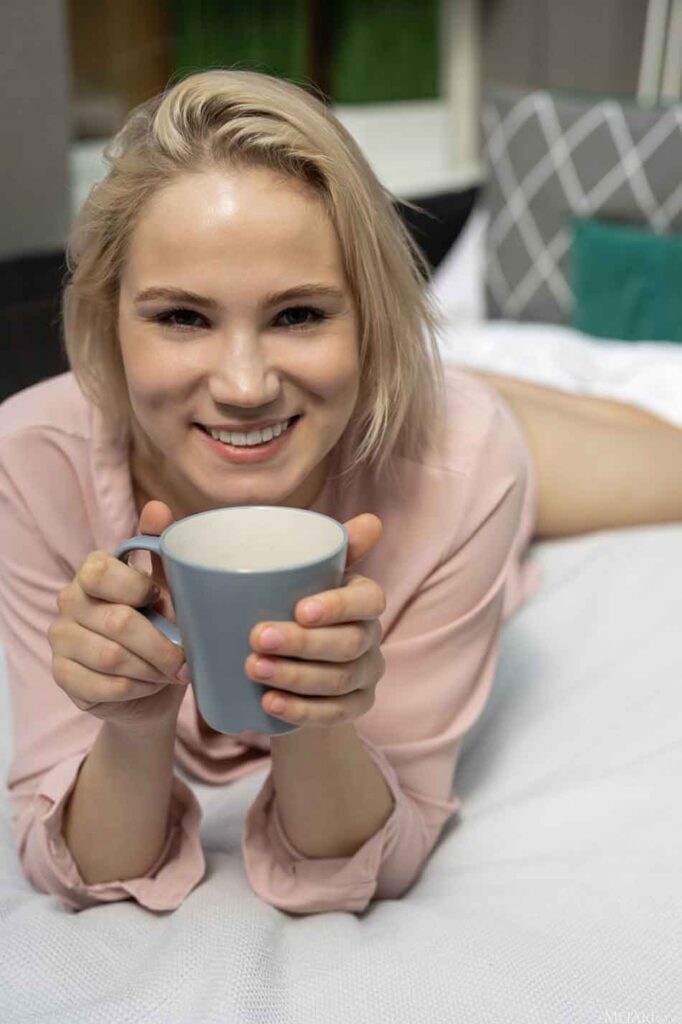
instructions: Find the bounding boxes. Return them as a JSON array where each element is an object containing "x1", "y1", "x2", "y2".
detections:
[{"x1": 48, "y1": 501, "x2": 189, "y2": 736}]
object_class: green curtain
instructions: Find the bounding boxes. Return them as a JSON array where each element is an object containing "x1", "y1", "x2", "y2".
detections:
[
  {"x1": 329, "y1": 0, "x2": 438, "y2": 102},
  {"x1": 170, "y1": 0, "x2": 439, "y2": 103},
  {"x1": 171, "y1": 0, "x2": 308, "y2": 84}
]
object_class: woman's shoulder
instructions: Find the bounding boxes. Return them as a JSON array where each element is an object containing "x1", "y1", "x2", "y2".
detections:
[
  {"x1": 346, "y1": 364, "x2": 528, "y2": 525},
  {"x1": 376, "y1": 363, "x2": 531, "y2": 542},
  {"x1": 0, "y1": 372, "x2": 118, "y2": 565},
  {"x1": 0, "y1": 371, "x2": 91, "y2": 448},
  {"x1": 401, "y1": 364, "x2": 525, "y2": 479},
  {"x1": 0, "y1": 372, "x2": 96, "y2": 530},
  {"x1": 335, "y1": 365, "x2": 533, "y2": 634}
]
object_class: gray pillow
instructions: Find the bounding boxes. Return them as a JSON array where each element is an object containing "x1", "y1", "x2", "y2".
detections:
[{"x1": 481, "y1": 84, "x2": 682, "y2": 324}]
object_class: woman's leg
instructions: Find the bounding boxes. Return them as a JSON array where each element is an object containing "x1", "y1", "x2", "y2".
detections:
[{"x1": 464, "y1": 369, "x2": 682, "y2": 540}]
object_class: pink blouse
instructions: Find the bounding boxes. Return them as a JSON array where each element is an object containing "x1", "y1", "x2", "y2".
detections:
[{"x1": 0, "y1": 365, "x2": 541, "y2": 914}]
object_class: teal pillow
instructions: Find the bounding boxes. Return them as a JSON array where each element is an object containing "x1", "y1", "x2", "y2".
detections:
[{"x1": 570, "y1": 217, "x2": 682, "y2": 342}]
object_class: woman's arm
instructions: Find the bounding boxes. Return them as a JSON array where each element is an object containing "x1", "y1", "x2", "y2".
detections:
[
  {"x1": 0, "y1": 432, "x2": 205, "y2": 912},
  {"x1": 270, "y1": 721, "x2": 395, "y2": 859},
  {"x1": 62, "y1": 719, "x2": 177, "y2": 884},
  {"x1": 240, "y1": 387, "x2": 533, "y2": 914}
]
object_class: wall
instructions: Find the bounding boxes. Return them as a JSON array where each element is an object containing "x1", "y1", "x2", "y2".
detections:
[
  {"x1": 0, "y1": 1, "x2": 71, "y2": 260},
  {"x1": 481, "y1": 0, "x2": 648, "y2": 97}
]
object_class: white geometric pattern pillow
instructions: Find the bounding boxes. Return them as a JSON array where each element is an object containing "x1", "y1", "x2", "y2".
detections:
[{"x1": 481, "y1": 85, "x2": 682, "y2": 323}]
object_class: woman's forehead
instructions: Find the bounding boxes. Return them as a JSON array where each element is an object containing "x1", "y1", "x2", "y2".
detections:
[
  {"x1": 121, "y1": 169, "x2": 343, "y2": 293},
  {"x1": 138, "y1": 166, "x2": 327, "y2": 232}
]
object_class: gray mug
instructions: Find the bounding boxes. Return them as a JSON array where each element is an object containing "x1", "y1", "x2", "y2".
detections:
[{"x1": 113, "y1": 505, "x2": 348, "y2": 736}]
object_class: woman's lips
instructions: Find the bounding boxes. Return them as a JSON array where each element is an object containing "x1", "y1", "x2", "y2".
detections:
[{"x1": 194, "y1": 416, "x2": 300, "y2": 464}]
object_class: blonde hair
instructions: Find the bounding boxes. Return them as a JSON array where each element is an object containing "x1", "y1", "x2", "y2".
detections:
[{"x1": 62, "y1": 68, "x2": 448, "y2": 487}]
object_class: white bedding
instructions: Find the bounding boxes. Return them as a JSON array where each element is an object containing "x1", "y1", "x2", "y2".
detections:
[{"x1": 2, "y1": 522, "x2": 681, "y2": 1022}]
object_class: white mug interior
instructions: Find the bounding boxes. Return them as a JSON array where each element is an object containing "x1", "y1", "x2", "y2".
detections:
[{"x1": 163, "y1": 506, "x2": 344, "y2": 571}]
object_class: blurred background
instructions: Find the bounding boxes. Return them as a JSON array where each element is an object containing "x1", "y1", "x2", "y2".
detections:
[{"x1": 0, "y1": 0, "x2": 667, "y2": 400}]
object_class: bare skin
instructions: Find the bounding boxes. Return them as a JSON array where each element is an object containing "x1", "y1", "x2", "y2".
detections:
[{"x1": 462, "y1": 368, "x2": 682, "y2": 540}]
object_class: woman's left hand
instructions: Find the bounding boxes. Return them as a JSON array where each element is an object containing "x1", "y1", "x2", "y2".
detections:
[{"x1": 245, "y1": 513, "x2": 386, "y2": 729}]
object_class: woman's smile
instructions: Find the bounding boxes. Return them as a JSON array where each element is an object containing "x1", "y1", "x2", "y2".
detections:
[{"x1": 192, "y1": 414, "x2": 302, "y2": 464}]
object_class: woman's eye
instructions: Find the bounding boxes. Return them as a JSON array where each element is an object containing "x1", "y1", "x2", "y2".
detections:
[
  {"x1": 277, "y1": 305, "x2": 327, "y2": 329},
  {"x1": 154, "y1": 308, "x2": 206, "y2": 330}
]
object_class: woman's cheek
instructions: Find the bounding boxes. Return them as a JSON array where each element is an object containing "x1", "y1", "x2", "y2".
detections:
[{"x1": 126, "y1": 345, "x2": 192, "y2": 412}]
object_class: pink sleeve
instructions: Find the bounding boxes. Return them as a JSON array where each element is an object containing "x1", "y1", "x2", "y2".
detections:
[
  {"x1": 0, "y1": 437, "x2": 206, "y2": 912},
  {"x1": 241, "y1": 399, "x2": 530, "y2": 914},
  {"x1": 20, "y1": 752, "x2": 205, "y2": 912}
]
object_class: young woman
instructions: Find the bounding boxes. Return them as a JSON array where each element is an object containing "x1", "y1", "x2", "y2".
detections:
[{"x1": 0, "y1": 69, "x2": 679, "y2": 916}]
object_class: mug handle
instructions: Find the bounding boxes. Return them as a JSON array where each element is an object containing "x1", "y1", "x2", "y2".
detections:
[{"x1": 113, "y1": 535, "x2": 183, "y2": 648}]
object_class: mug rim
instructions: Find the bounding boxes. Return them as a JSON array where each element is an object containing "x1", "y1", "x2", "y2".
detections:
[{"x1": 158, "y1": 504, "x2": 349, "y2": 574}]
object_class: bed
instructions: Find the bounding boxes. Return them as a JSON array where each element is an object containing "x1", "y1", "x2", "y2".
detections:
[
  {"x1": 2, "y1": 185, "x2": 681, "y2": 1020},
  {"x1": 1, "y1": 519, "x2": 680, "y2": 1021}
]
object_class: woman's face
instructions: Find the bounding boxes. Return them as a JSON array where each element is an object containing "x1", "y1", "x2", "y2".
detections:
[{"x1": 117, "y1": 165, "x2": 360, "y2": 518}]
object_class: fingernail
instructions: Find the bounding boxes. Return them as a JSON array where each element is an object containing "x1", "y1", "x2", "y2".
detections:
[
  {"x1": 301, "y1": 600, "x2": 323, "y2": 623},
  {"x1": 176, "y1": 661, "x2": 191, "y2": 684},
  {"x1": 259, "y1": 627, "x2": 283, "y2": 650}
]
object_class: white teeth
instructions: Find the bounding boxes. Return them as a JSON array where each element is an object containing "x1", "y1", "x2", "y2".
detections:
[{"x1": 207, "y1": 417, "x2": 292, "y2": 446}]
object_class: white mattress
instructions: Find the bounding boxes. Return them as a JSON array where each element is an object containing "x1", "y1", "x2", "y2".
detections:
[{"x1": 2, "y1": 522, "x2": 681, "y2": 1022}]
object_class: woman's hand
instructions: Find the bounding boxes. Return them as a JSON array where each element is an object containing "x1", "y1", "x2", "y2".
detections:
[
  {"x1": 48, "y1": 500, "x2": 189, "y2": 737},
  {"x1": 244, "y1": 513, "x2": 386, "y2": 729}
]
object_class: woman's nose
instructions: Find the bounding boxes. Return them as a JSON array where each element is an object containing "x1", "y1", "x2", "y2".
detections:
[{"x1": 206, "y1": 333, "x2": 281, "y2": 407}]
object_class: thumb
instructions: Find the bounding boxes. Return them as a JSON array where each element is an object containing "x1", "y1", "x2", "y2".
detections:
[
  {"x1": 344, "y1": 513, "x2": 383, "y2": 571},
  {"x1": 137, "y1": 499, "x2": 175, "y2": 599}
]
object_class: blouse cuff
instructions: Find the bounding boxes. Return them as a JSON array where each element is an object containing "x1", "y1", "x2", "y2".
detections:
[
  {"x1": 25, "y1": 750, "x2": 206, "y2": 912},
  {"x1": 241, "y1": 736, "x2": 404, "y2": 914}
]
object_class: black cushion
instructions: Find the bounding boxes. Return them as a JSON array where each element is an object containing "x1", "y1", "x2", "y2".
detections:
[{"x1": 0, "y1": 251, "x2": 69, "y2": 403}]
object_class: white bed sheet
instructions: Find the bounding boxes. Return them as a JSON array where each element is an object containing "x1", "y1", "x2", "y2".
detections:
[{"x1": 2, "y1": 523, "x2": 680, "y2": 1023}]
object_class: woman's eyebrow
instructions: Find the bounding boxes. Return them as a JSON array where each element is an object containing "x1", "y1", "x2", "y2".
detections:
[{"x1": 133, "y1": 284, "x2": 346, "y2": 307}]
